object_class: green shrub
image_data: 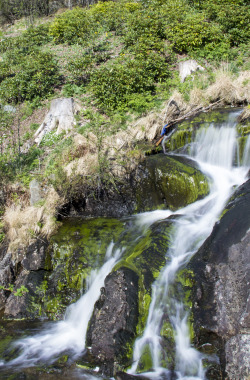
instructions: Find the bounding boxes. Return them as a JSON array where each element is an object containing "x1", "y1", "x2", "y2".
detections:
[
  {"x1": 22, "y1": 23, "x2": 52, "y2": 46},
  {"x1": 0, "y1": 24, "x2": 51, "y2": 54},
  {"x1": 90, "y1": 51, "x2": 170, "y2": 111},
  {"x1": 49, "y1": 7, "x2": 95, "y2": 45},
  {"x1": 89, "y1": 1, "x2": 141, "y2": 34},
  {"x1": 165, "y1": 12, "x2": 224, "y2": 53},
  {"x1": 0, "y1": 51, "x2": 59, "y2": 103},
  {"x1": 67, "y1": 53, "x2": 96, "y2": 85},
  {"x1": 201, "y1": 1, "x2": 250, "y2": 46},
  {"x1": 123, "y1": 7, "x2": 167, "y2": 48},
  {"x1": 0, "y1": 61, "x2": 14, "y2": 82}
]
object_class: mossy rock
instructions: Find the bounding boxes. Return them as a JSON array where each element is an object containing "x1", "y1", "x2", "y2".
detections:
[
  {"x1": 165, "y1": 109, "x2": 237, "y2": 153},
  {"x1": 32, "y1": 218, "x2": 125, "y2": 319},
  {"x1": 136, "y1": 154, "x2": 209, "y2": 212}
]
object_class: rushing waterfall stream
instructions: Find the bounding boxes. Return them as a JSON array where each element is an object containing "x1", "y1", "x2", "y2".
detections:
[
  {"x1": 0, "y1": 110, "x2": 249, "y2": 379},
  {"x1": 129, "y1": 117, "x2": 248, "y2": 379}
]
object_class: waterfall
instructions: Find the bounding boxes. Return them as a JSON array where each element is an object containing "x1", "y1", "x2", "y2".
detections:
[
  {"x1": 4, "y1": 242, "x2": 123, "y2": 367},
  {"x1": 243, "y1": 134, "x2": 250, "y2": 167},
  {"x1": 1, "y1": 110, "x2": 249, "y2": 378},
  {"x1": 128, "y1": 111, "x2": 248, "y2": 379}
]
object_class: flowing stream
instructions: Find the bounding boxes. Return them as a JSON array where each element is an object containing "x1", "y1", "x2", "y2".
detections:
[
  {"x1": 128, "y1": 111, "x2": 249, "y2": 379},
  {"x1": 0, "y1": 110, "x2": 249, "y2": 379}
]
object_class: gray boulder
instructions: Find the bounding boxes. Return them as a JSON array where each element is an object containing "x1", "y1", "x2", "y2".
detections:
[
  {"x1": 191, "y1": 179, "x2": 250, "y2": 379},
  {"x1": 87, "y1": 267, "x2": 139, "y2": 376}
]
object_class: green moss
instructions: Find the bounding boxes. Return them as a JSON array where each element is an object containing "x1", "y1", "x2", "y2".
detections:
[
  {"x1": 136, "y1": 154, "x2": 209, "y2": 212},
  {"x1": 173, "y1": 268, "x2": 195, "y2": 340},
  {"x1": 136, "y1": 344, "x2": 153, "y2": 373},
  {"x1": 31, "y1": 218, "x2": 125, "y2": 319},
  {"x1": 237, "y1": 122, "x2": 250, "y2": 137},
  {"x1": 165, "y1": 110, "x2": 233, "y2": 152}
]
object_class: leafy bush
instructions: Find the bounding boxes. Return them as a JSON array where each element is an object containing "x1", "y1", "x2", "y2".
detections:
[
  {"x1": 165, "y1": 12, "x2": 224, "y2": 53},
  {"x1": 90, "y1": 51, "x2": 170, "y2": 111},
  {"x1": 49, "y1": 7, "x2": 96, "y2": 45},
  {"x1": 0, "y1": 24, "x2": 51, "y2": 54},
  {"x1": 89, "y1": 1, "x2": 141, "y2": 34},
  {"x1": 0, "y1": 51, "x2": 59, "y2": 103},
  {"x1": 123, "y1": 7, "x2": 167, "y2": 48},
  {"x1": 200, "y1": 0, "x2": 250, "y2": 46},
  {"x1": 22, "y1": 23, "x2": 52, "y2": 46}
]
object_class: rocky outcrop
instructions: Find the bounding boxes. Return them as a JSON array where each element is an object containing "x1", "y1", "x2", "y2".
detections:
[
  {"x1": 190, "y1": 179, "x2": 250, "y2": 379},
  {"x1": 0, "y1": 252, "x2": 15, "y2": 311},
  {"x1": 87, "y1": 267, "x2": 139, "y2": 376},
  {"x1": 0, "y1": 240, "x2": 50, "y2": 318},
  {"x1": 62, "y1": 153, "x2": 209, "y2": 218}
]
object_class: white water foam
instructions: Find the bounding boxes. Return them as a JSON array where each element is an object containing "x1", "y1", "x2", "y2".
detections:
[
  {"x1": 4, "y1": 242, "x2": 123, "y2": 367},
  {"x1": 128, "y1": 112, "x2": 249, "y2": 379}
]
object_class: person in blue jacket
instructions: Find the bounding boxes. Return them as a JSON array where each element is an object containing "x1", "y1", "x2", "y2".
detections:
[{"x1": 161, "y1": 123, "x2": 169, "y2": 136}]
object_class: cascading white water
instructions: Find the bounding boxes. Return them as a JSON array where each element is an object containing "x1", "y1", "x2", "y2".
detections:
[
  {"x1": 129, "y1": 111, "x2": 249, "y2": 379},
  {"x1": 1, "y1": 111, "x2": 249, "y2": 379},
  {"x1": 4, "y1": 242, "x2": 123, "y2": 368},
  {"x1": 243, "y1": 134, "x2": 250, "y2": 167}
]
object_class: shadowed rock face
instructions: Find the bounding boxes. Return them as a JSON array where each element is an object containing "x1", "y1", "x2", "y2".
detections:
[
  {"x1": 2, "y1": 240, "x2": 49, "y2": 319},
  {"x1": 87, "y1": 267, "x2": 139, "y2": 377},
  {"x1": 190, "y1": 179, "x2": 250, "y2": 379}
]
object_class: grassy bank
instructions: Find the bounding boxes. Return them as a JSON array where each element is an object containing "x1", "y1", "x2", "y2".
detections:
[{"x1": 0, "y1": 0, "x2": 249, "y2": 252}]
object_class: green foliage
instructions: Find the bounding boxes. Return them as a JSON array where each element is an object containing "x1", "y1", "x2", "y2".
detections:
[
  {"x1": 200, "y1": 0, "x2": 250, "y2": 46},
  {"x1": 166, "y1": 12, "x2": 224, "y2": 53},
  {"x1": 49, "y1": 7, "x2": 96, "y2": 45},
  {"x1": 0, "y1": 24, "x2": 51, "y2": 55},
  {"x1": 0, "y1": 284, "x2": 28, "y2": 296},
  {"x1": 0, "y1": 51, "x2": 59, "y2": 103},
  {"x1": 123, "y1": 7, "x2": 167, "y2": 49},
  {"x1": 67, "y1": 53, "x2": 96, "y2": 85},
  {"x1": 40, "y1": 131, "x2": 65, "y2": 147},
  {"x1": 89, "y1": 1, "x2": 141, "y2": 34},
  {"x1": 90, "y1": 51, "x2": 170, "y2": 112}
]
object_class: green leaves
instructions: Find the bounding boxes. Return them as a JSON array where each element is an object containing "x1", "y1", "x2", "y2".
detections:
[
  {"x1": 90, "y1": 51, "x2": 170, "y2": 112},
  {"x1": 0, "y1": 51, "x2": 59, "y2": 103}
]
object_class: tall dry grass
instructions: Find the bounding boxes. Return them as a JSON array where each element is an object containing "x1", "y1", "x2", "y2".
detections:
[{"x1": 4, "y1": 188, "x2": 62, "y2": 255}]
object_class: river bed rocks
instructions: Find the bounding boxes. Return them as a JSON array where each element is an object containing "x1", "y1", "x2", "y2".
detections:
[
  {"x1": 87, "y1": 267, "x2": 139, "y2": 376},
  {"x1": 0, "y1": 239, "x2": 50, "y2": 318},
  {"x1": 190, "y1": 178, "x2": 250, "y2": 379}
]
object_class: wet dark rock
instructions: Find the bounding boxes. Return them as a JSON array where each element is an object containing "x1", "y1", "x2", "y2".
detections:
[
  {"x1": 4, "y1": 269, "x2": 46, "y2": 318},
  {"x1": 87, "y1": 267, "x2": 139, "y2": 377},
  {"x1": 60, "y1": 153, "x2": 209, "y2": 218},
  {"x1": 0, "y1": 240, "x2": 50, "y2": 318},
  {"x1": 21, "y1": 239, "x2": 49, "y2": 271},
  {"x1": 115, "y1": 371, "x2": 149, "y2": 380},
  {"x1": 0, "y1": 253, "x2": 15, "y2": 311},
  {"x1": 190, "y1": 179, "x2": 250, "y2": 379}
]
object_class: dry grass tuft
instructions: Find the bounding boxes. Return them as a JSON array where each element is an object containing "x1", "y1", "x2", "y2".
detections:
[
  {"x1": 190, "y1": 88, "x2": 206, "y2": 107},
  {"x1": 4, "y1": 188, "x2": 62, "y2": 254},
  {"x1": 205, "y1": 69, "x2": 250, "y2": 104},
  {"x1": 238, "y1": 105, "x2": 250, "y2": 123}
]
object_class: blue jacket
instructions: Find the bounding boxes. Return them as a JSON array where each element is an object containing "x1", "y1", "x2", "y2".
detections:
[{"x1": 161, "y1": 123, "x2": 168, "y2": 136}]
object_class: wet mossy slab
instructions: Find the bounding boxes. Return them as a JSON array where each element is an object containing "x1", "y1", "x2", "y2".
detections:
[
  {"x1": 32, "y1": 218, "x2": 125, "y2": 319},
  {"x1": 136, "y1": 153, "x2": 209, "y2": 212},
  {"x1": 164, "y1": 108, "x2": 242, "y2": 153}
]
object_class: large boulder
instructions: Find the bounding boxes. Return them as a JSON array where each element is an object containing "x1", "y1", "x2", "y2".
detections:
[
  {"x1": 190, "y1": 178, "x2": 250, "y2": 379},
  {"x1": 87, "y1": 267, "x2": 139, "y2": 376},
  {"x1": 2, "y1": 240, "x2": 50, "y2": 319},
  {"x1": 135, "y1": 154, "x2": 209, "y2": 212}
]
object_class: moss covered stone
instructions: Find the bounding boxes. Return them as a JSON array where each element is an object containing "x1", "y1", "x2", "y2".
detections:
[
  {"x1": 33, "y1": 218, "x2": 125, "y2": 319},
  {"x1": 137, "y1": 154, "x2": 209, "y2": 211}
]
